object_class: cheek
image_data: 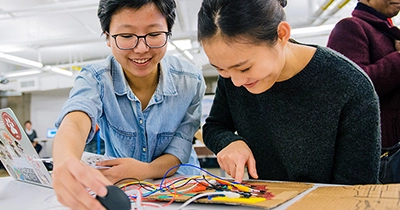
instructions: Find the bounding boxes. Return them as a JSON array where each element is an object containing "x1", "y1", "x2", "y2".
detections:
[
  {"x1": 156, "y1": 47, "x2": 168, "y2": 59},
  {"x1": 264, "y1": 54, "x2": 285, "y2": 74},
  {"x1": 218, "y1": 70, "x2": 230, "y2": 78},
  {"x1": 254, "y1": 63, "x2": 278, "y2": 79}
]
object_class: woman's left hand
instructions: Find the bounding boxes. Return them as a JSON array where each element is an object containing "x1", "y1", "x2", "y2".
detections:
[{"x1": 96, "y1": 158, "x2": 150, "y2": 183}]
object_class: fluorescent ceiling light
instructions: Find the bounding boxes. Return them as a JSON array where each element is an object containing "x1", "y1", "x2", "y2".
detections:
[
  {"x1": 49, "y1": 66, "x2": 73, "y2": 76},
  {"x1": 172, "y1": 39, "x2": 192, "y2": 50},
  {"x1": 0, "y1": 52, "x2": 43, "y2": 69},
  {"x1": 183, "y1": 50, "x2": 194, "y2": 60},
  {"x1": 4, "y1": 70, "x2": 43, "y2": 78}
]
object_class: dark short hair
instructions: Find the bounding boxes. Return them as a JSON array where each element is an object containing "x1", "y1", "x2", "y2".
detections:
[
  {"x1": 197, "y1": 0, "x2": 287, "y2": 46},
  {"x1": 98, "y1": 0, "x2": 176, "y2": 33},
  {"x1": 24, "y1": 120, "x2": 32, "y2": 126}
]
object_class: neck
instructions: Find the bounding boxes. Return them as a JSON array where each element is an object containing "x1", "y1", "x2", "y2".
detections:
[
  {"x1": 126, "y1": 67, "x2": 159, "y2": 92},
  {"x1": 278, "y1": 42, "x2": 316, "y2": 82}
]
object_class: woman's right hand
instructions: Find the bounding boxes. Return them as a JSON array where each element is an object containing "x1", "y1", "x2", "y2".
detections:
[
  {"x1": 52, "y1": 157, "x2": 112, "y2": 210},
  {"x1": 216, "y1": 140, "x2": 258, "y2": 183}
]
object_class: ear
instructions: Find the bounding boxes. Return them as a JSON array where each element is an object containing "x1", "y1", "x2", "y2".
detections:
[
  {"x1": 105, "y1": 33, "x2": 111, "y2": 47},
  {"x1": 277, "y1": 21, "x2": 291, "y2": 44}
]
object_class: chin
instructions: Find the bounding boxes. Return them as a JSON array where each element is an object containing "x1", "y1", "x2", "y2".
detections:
[{"x1": 246, "y1": 88, "x2": 265, "y2": 94}]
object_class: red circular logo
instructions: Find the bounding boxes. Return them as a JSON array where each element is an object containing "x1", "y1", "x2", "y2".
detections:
[{"x1": 2, "y1": 112, "x2": 22, "y2": 141}]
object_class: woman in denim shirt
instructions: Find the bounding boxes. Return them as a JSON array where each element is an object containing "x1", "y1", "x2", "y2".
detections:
[{"x1": 51, "y1": 0, "x2": 206, "y2": 209}]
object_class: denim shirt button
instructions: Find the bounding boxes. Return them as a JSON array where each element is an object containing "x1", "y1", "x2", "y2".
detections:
[
  {"x1": 139, "y1": 119, "x2": 143, "y2": 124},
  {"x1": 142, "y1": 147, "x2": 146, "y2": 152}
]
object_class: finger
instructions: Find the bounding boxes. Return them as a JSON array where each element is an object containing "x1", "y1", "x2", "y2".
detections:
[
  {"x1": 232, "y1": 158, "x2": 247, "y2": 183},
  {"x1": 96, "y1": 159, "x2": 118, "y2": 166},
  {"x1": 52, "y1": 171, "x2": 83, "y2": 209},
  {"x1": 233, "y1": 163, "x2": 245, "y2": 183},
  {"x1": 99, "y1": 168, "x2": 116, "y2": 183},
  {"x1": 247, "y1": 156, "x2": 258, "y2": 179},
  {"x1": 68, "y1": 161, "x2": 111, "y2": 196},
  {"x1": 53, "y1": 165, "x2": 105, "y2": 209},
  {"x1": 228, "y1": 163, "x2": 236, "y2": 178},
  {"x1": 216, "y1": 156, "x2": 227, "y2": 172},
  {"x1": 55, "y1": 186, "x2": 91, "y2": 210},
  {"x1": 217, "y1": 155, "x2": 233, "y2": 176},
  {"x1": 61, "y1": 183, "x2": 100, "y2": 210}
]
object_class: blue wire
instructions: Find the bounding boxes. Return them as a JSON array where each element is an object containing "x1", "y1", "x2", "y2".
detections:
[
  {"x1": 130, "y1": 163, "x2": 233, "y2": 198},
  {"x1": 158, "y1": 163, "x2": 228, "y2": 191}
]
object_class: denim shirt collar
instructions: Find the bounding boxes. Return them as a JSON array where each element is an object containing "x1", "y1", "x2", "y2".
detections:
[{"x1": 110, "y1": 55, "x2": 178, "y2": 102}]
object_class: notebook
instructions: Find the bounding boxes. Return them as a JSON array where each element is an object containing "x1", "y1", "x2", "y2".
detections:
[{"x1": 0, "y1": 108, "x2": 113, "y2": 188}]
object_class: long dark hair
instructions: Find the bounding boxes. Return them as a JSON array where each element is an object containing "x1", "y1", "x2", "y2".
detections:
[
  {"x1": 98, "y1": 0, "x2": 176, "y2": 33},
  {"x1": 197, "y1": 0, "x2": 287, "y2": 46}
]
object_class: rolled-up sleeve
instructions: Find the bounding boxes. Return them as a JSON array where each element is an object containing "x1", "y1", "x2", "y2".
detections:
[
  {"x1": 54, "y1": 68, "x2": 103, "y2": 141},
  {"x1": 164, "y1": 73, "x2": 206, "y2": 164}
]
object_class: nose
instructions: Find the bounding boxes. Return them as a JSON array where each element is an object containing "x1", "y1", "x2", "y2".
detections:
[
  {"x1": 133, "y1": 38, "x2": 149, "y2": 52},
  {"x1": 230, "y1": 72, "x2": 247, "y2": 87}
]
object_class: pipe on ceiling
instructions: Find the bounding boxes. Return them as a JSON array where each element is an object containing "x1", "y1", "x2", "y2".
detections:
[
  {"x1": 308, "y1": 0, "x2": 336, "y2": 23},
  {"x1": 312, "y1": 0, "x2": 352, "y2": 26}
]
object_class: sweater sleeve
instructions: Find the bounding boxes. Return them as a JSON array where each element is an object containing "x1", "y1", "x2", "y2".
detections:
[
  {"x1": 332, "y1": 75, "x2": 381, "y2": 184},
  {"x1": 202, "y1": 77, "x2": 243, "y2": 154},
  {"x1": 327, "y1": 19, "x2": 400, "y2": 96}
]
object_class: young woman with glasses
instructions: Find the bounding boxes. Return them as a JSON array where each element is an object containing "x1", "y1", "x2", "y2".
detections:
[{"x1": 51, "y1": 0, "x2": 206, "y2": 209}]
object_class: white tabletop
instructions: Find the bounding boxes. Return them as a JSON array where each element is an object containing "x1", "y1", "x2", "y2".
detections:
[{"x1": 2, "y1": 176, "x2": 311, "y2": 210}]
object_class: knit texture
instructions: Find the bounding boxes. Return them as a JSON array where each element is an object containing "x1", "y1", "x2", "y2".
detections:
[{"x1": 203, "y1": 45, "x2": 381, "y2": 185}]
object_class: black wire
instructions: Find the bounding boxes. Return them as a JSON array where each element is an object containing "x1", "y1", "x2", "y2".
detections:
[
  {"x1": 113, "y1": 177, "x2": 140, "y2": 185},
  {"x1": 114, "y1": 177, "x2": 159, "y2": 192}
]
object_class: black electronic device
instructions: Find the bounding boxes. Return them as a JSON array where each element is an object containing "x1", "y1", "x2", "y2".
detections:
[{"x1": 95, "y1": 185, "x2": 131, "y2": 210}]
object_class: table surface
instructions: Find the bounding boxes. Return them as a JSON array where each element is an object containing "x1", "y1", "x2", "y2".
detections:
[{"x1": 0, "y1": 176, "x2": 319, "y2": 210}]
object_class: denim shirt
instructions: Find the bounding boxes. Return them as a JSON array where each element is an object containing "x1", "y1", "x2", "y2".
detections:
[{"x1": 55, "y1": 55, "x2": 206, "y2": 175}]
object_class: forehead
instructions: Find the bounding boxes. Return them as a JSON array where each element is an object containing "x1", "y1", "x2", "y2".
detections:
[
  {"x1": 202, "y1": 38, "x2": 254, "y2": 68},
  {"x1": 110, "y1": 4, "x2": 167, "y2": 30}
]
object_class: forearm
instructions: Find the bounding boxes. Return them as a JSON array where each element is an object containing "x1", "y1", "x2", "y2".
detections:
[
  {"x1": 52, "y1": 111, "x2": 91, "y2": 166},
  {"x1": 147, "y1": 154, "x2": 181, "y2": 179}
]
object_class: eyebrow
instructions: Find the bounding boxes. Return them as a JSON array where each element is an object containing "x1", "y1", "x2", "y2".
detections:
[
  {"x1": 210, "y1": 60, "x2": 249, "y2": 70},
  {"x1": 115, "y1": 23, "x2": 166, "y2": 31}
]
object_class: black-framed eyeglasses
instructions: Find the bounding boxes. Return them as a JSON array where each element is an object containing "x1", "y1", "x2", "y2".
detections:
[{"x1": 105, "y1": 31, "x2": 171, "y2": 50}]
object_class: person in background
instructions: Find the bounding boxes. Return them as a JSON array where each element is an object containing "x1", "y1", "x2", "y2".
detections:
[
  {"x1": 198, "y1": 0, "x2": 381, "y2": 185},
  {"x1": 24, "y1": 120, "x2": 42, "y2": 154},
  {"x1": 327, "y1": 0, "x2": 400, "y2": 148},
  {"x1": 51, "y1": 0, "x2": 206, "y2": 209}
]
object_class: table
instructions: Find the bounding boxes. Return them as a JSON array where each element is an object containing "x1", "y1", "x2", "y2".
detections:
[{"x1": 0, "y1": 176, "x2": 316, "y2": 210}]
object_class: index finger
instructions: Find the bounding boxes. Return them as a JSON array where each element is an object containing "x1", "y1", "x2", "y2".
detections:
[
  {"x1": 96, "y1": 159, "x2": 119, "y2": 166},
  {"x1": 68, "y1": 161, "x2": 111, "y2": 196},
  {"x1": 233, "y1": 159, "x2": 246, "y2": 183}
]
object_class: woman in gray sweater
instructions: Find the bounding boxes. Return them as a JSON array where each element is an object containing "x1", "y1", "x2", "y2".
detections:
[{"x1": 198, "y1": 0, "x2": 381, "y2": 185}]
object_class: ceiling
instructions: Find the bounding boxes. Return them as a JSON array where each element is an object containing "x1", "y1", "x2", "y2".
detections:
[{"x1": 0, "y1": 0, "x2": 397, "y2": 94}]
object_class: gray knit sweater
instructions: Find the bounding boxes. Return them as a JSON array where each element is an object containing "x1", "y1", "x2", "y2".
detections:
[{"x1": 203, "y1": 45, "x2": 381, "y2": 185}]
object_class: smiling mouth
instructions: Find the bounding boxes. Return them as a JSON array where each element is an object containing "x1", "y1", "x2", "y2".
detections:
[
  {"x1": 132, "y1": 58, "x2": 150, "y2": 64},
  {"x1": 243, "y1": 81, "x2": 258, "y2": 88}
]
